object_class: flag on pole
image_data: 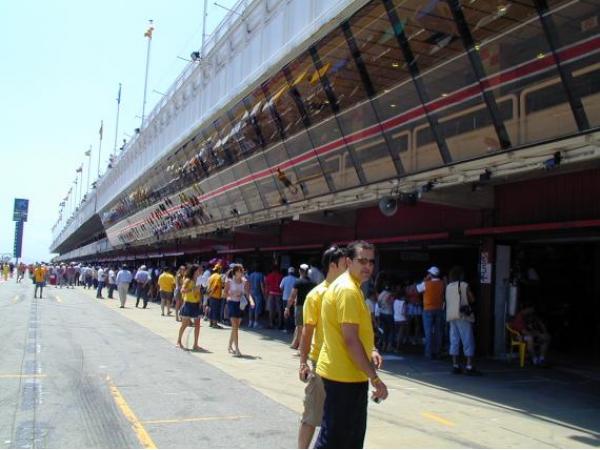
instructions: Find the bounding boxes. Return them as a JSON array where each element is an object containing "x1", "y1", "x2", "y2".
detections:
[
  {"x1": 99, "y1": 120, "x2": 104, "y2": 140},
  {"x1": 116, "y1": 84, "x2": 122, "y2": 105},
  {"x1": 144, "y1": 20, "x2": 154, "y2": 39},
  {"x1": 85, "y1": 148, "x2": 91, "y2": 157},
  {"x1": 76, "y1": 164, "x2": 83, "y2": 173}
]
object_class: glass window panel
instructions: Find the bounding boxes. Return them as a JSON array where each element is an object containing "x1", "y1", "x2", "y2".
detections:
[
  {"x1": 336, "y1": 100, "x2": 398, "y2": 183},
  {"x1": 349, "y1": 1, "x2": 413, "y2": 94},
  {"x1": 460, "y1": 0, "x2": 577, "y2": 144},
  {"x1": 285, "y1": 52, "x2": 334, "y2": 125},
  {"x1": 314, "y1": 28, "x2": 370, "y2": 112},
  {"x1": 245, "y1": 88, "x2": 279, "y2": 148},
  {"x1": 390, "y1": 0, "x2": 464, "y2": 72},
  {"x1": 545, "y1": 0, "x2": 600, "y2": 128},
  {"x1": 230, "y1": 161, "x2": 262, "y2": 212},
  {"x1": 262, "y1": 70, "x2": 307, "y2": 137},
  {"x1": 229, "y1": 101, "x2": 262, "y2": 157}
]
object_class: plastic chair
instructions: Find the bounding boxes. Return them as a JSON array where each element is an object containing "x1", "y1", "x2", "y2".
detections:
[{"x1": 506, "y1": 324, "x2": 527, "y2": 367}]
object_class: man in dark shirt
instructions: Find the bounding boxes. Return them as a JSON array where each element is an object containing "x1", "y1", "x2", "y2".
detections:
[{"x1": 285, "y1": 264, "x2": 316, "y2": 350}]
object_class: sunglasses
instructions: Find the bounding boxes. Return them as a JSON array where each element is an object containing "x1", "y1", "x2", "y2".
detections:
[{"x1": 353, "y1": 257, "x2": 376, "y2": 266}]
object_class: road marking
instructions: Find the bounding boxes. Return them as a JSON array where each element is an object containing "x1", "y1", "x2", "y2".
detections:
[
  {"x1": 421, "y1": 412, "x2": 455, "y2": 427},
  {"x1": 0, "y1": 374, "x2": 47, "y2": 379},
  {"x1": 142, "y1": 415, "x2": 251, "y2": 425},
  {"x1": 54, "y1": 295, "x2": 63, "y2": 303},
  {"x1": 106, "y1": 376, "x2": 156, "y2": 449},
  {"x1": 11, "y1": 295, "x2": 19, "y2": 304}
]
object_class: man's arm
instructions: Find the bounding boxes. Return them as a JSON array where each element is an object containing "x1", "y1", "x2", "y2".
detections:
[
  {"x1": 285, "y1": 288, "x2": 298, "y2": 318},
  {"x1": 342, "y1": 324, "x2": 388, "y2": 400},
  {"x1": 298, "y1": 324, "x2": 315, "y2": 381}
]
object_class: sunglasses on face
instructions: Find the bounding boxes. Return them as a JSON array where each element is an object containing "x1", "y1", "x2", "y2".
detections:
[{"x1": 353, "y1": 257, "x2": 376, "y2": 266}]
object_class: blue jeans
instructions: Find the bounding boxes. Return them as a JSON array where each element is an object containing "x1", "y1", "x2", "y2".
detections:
[
  {"x1": 249, "y1": 292, "x2": 263, "y2": 322},
  {"x1": 422, "y1": 309, "x2": 444, "y2": 358},
  {"x1": 449, "y1": 320, "x2": 475, "y2": 357},
  {"x1": 96, "y1": 281, "x2": 105, "y2": 298},
  {"x1": 209, "y1": 297, "x2": 221, "y2": 322}
]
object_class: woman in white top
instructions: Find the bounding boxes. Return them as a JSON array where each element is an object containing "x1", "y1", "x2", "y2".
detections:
[
  {"x1": 445, "y1": 266, "x2": 480, "y2": 375},
  {"x1": 224, "y1": 264, "x2": 254, "y2": 356},
  {"x1": 393, "y1": 285, "x2": 408, "y2": 350}
]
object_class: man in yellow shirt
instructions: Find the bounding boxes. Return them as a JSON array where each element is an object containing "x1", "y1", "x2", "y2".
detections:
[
  {"x1": 297, "y1": 245, "x2": 347, "y2": 448},
  {"x1": 206, "y1": 264, "x2": 224, "y2": 329},
  {"x1": 315, "y1": 241, "x2": 388, "y2": 449},
  {"x1": 158, "y1": 267, "x2": 176, "y2": 316},
  {"x1": 33, "y1": 264, "x2": 47, "y2": 299}
]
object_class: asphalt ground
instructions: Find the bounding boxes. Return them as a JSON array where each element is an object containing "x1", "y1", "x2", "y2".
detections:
[{"x1": 1, "y1": 277, "x2": 600, "y2": 448}]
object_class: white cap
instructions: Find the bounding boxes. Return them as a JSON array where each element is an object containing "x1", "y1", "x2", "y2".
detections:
[
  {"x1": 288, "y1": 267, "x2": 296, "y2": 274},
  {"x1": 140, "y1": 265, "x2": 147, "y2": 270},
  {"x1": 299, "y1": 263, "x2": 309, "y2": 271},
  {"x1": 427, "y1": 266, "x2": 440, "y2": 277}
]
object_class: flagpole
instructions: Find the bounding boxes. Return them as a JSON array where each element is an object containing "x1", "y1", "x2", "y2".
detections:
[
  {"x1": 97, "y1": 120, "x2": 103, "y2": 179},
  {"x1": 113, "y1": 83, "x2": 122, "y2": 157},
  {"x1": 86, "y1": 145, "x2": 92, "y2": 193},
  {"x1": 141, "y1": 20, "x2": 154, "y2": 127}
]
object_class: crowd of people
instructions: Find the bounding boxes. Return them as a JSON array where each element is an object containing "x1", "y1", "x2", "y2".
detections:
[{"x1": 6, "y1": 241, "x2": 555, "y2": 449}]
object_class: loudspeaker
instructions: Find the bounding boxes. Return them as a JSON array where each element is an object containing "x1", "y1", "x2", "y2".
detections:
[{"x1": 378, "y1": 196, "x2": 398, "y2": 217}]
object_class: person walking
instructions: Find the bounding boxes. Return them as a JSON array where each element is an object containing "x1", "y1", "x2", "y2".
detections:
[
  {"x1": 265, "y1": 265, "x2": 283, "y2": 329},
  {"x1": 135, "y1": 265, "x2": 150, "y2": 308},
  {"x1": 174, "y1": 265, "x2": 186, "y2": 322},
  {"x1": 377, "y1": 284, "x2": 395, "y2": 353},
  {"x1": 33, "y1": 264, "x2": 46, "y2": 299},
  {"x1": 280, "y1": 267, "x2": 297, "y2": 332},
  {"x1": 417, "y1": 266, "x2": 445, "y2": 359},
  {"x1": 224, "y1": 264, "x2": 254, "y2": 356},
  {"x1": 445, "y1": 266, "x2": 480, "y2": 375},
  {"x1": 285, "y1": 264, "x2": 315, "y2": 350},
  {"x1": 247, "y1": 264, "x2": 265, "y2": 328},
  {"x1": 297, "y1": 246, "x2": 347, "y2": 448},
  {"x1": 177, "y1": 265, "x2": 203, "y2": 351},
  {"x1": 116, "y1": 264, "x2": 133, "y2": 308},
  {"x1": 206, "y1": 263, "x2": 224, "y2": 329},
  {"x1": 158, "y1": 267, "x2": 176, "y2": 316},
  {"x1": 107, "y1": 266, "x2": 117, "y2": 298},
  {"x1": 315, "y1": 241, "x2": 388, "y2": 448}
]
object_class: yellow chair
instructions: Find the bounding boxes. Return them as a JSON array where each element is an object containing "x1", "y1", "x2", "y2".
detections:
[{"x1": 506, "y1": 324, "x2": 527, "y2": 368}]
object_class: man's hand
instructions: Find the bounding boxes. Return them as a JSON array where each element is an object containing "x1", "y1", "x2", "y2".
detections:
[
  {"x1": 371, "y1": 377, "x2": 389, "y2": 401},
  {"x1": 299, "y1": 363, "x2": 311, "y2": 382},
  {"x1": 372, "y1": 349, "x2": 383, "y2": 370},
  {"x1": 284, "y1": 307, "x2": 290, "y2": 319}
]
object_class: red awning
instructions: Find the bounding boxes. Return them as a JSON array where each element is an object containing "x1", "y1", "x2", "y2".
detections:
[
  {"x1": 336, "y1": 232, "x2": 450, "y2": 246},
  {"x1": 259, "y1": 244, "x2": 323, "y2": 252},
  {"x1": 465, "y1": 219, "x2": 600, "y2": 236},
  {"x1": 216, "y1": 247, "x2": 256, "y2": 254}
]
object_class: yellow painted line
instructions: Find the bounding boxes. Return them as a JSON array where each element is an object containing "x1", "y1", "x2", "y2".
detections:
[
  {"x1": 421, "y1": 412, "x2": 455, "y2": 427},
  {"x1": 106, "y1": 376, "x2": 156, "y2": 449},
  {"x1": 142, "y1": 415, "x2": 251, "y2": 425},
  {"x1": 0, "y1": 374, "x2": 47, "y2": 379}
]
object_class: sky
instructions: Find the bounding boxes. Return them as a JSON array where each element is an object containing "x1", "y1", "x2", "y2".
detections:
[{"x1": 0, "y1": 0, "x2": 237, "y2": 263}]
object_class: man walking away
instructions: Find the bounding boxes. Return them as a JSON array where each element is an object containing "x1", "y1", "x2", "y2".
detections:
[
  {"x1": 417, "y1": 266, "x2": 445, "y2": 359},
  {"x1": 107, "y1": 266, "x2": 117, "y2": 298},
  {"x1": 206, "y1": 263, "x2": 224, "y2": 328},
  {"x1": 265, "y1": 266, "x2": 283, "y2": 329},
  {"x1": 297, "y1": 246, "x2": 347, "y2": 448},
  {"x1": 135, "y1": 265, "x2": 150, "y2": 308},
  {"x1": 33, "y1": 264, "x2": 46, "y2": 299},
  {"x1": 280, "y1": 267, "x2": 297, "y2": 332},
  {"x1": 315, "y1": 241, "x2": 388, "y2": 449},
  {"x1": 96, "y1": 266, "x2": 106, "y2": 299},
  {"x1": 158, "y1": 267, "x2": 176, "y2": 316},
  {"x1": 285, "y1": 264, "x2": 315, "y2": 350},
  {"x1": 116, "y1": 265, "x2": 133, "y2": 308},
  {"x1": 247, "y1": 264, "x2": 265, "y2": 328}
]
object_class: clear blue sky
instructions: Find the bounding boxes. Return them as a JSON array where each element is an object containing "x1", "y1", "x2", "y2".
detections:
[{"x1": 0, "y1": 0, "x2": 236, "y2": 263}]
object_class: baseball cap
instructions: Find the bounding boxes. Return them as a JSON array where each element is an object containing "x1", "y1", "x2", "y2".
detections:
[
  {"x1": 427, "y1": 266, "x2": 440, "y2": 277},
  {"x1": 140, "y1": 265, "x2": 147, "y2": 270},
  {"x1": 288, "y1": 267, "x2": 296, "y2": 274},
  {"x1": 299, "y1": 263, "x2": 309, "y2": 271}
]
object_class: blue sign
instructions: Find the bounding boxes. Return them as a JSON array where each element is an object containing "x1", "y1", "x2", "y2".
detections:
[{"x1": 13, "y1": 198, "x2": 29, "y2": 222}]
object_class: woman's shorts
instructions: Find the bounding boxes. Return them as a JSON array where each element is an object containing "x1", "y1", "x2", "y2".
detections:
[
  {"x1": 227, "y1": 300, "x2": 242, "y2": 318},
  {"x1": 180, "y1": 302, "x2": 201, "y2": 319}
]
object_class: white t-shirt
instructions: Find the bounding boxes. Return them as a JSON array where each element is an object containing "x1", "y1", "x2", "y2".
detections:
[{"x1": 393, "y1": 298, "x2": 407, "y2": 322}]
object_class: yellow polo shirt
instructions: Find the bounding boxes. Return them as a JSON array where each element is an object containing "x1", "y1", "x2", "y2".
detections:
[
  {"x1": 34, "y1": 267, "x2": 46, "y2": 283},
  {"x1": 303, "y1": 280, "x2": 329, "y2": 363},
  {"x1": 158, "y1": 272, "x2": 176, "y2": 293},
  {"x1": 207, "y1": 272, "x2": 223, "y2": 298},
  {"x1": 182, "y1": 278, "x2": 200, "y2": 303},
  {"x1": 316, "y1": 271, "x2": 374, "y2": 383}
]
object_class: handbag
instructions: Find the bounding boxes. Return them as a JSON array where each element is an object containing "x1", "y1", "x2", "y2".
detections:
[
  {"x1": 240, "y1": 294, "x2": 248, "y2": 311},
  {"x1": 458, "y1": 281, "x2": 474, "y2": 317}
]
